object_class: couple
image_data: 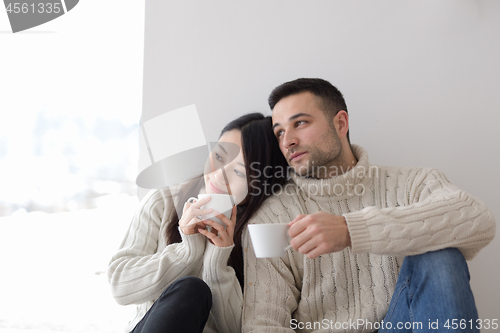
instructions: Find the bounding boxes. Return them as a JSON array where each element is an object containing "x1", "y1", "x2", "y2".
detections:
[{"x1": 108, "y1": 78, "x2": 496, "y2": 333}]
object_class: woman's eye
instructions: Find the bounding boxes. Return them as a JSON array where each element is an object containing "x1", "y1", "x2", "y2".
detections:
[
  {"x1": 214, "y1": 152, "x2": 223, "y2": 162},
  {"x1": 235, "y1": 169, "x2": 245, "y2": 177}
]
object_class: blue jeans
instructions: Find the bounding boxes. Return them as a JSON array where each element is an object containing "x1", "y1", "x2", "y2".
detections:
[
  {"x1": 380, "y1": 248, "x2": 478, "y2": 333},
  {"x1": 130, "y1": 276, "x2": 212, "y2": 333}
]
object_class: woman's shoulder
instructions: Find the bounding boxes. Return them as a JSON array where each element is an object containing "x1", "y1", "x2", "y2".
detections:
[
  {"x1": 140, "y1": 188, "x2": 167, "y2": 205},
  {"x1": 137, "y1": 188, "x2": 182, "y2": 216}
]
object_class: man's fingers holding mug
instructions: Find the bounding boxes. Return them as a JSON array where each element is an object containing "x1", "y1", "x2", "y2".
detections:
[
  {"x1": 289, "y1": 214, "x2": 306, "y2": 227},
  {"x1": 289, "y1": 228, "x2": 312, "y2": 251},
  {"x1": 288, "y1": 215, "x2": 309, "y2": 238}
]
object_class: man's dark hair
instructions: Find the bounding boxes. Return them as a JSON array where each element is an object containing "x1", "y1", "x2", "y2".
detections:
[{"x1": 268, "y1": 78, "x2": 350, "y2": 143}]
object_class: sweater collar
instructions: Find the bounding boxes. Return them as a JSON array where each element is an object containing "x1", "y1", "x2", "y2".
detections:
[{"x1": 290, "y1": 144, "x2": 372, "y2": 198}]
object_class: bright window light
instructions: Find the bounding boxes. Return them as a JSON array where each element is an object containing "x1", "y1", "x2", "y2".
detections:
[{"x1": 0, "y1": 1, "x2": 145, "y2": 332}]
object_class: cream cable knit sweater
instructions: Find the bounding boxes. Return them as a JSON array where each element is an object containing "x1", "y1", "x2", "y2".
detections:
[
  {"x1": 242, "y1": 145, "x2": 495, "y2": 333},
  {"x1": 107, "y1": 189, "x2": 242, "y2": 333}
]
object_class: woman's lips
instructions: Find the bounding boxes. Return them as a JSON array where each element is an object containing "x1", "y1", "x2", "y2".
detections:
[{"x1": 209, "y1": 181, "x2": 227, "y2": 194}]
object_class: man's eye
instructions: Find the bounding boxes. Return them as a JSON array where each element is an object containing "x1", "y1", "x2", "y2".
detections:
[
  {"x1": 275, "y1": 130, "x2": 283, "y2": 138},
  {"x1": 296, "y1": 120, "x2": 305, "y2": 127}
]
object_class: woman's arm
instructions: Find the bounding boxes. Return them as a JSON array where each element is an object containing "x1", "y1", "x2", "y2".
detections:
[
  {"x1": 107, "y1": 190, "x2": 206, "y2": 305},
  {"x1": 202, "y1": 241, "x2": 242, "y2": 333},
  {"x1": 196, "y1": 207, "x2": 242, "y2": 333}
]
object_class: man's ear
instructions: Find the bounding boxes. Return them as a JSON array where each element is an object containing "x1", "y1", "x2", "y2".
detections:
[{"x1": 334, "y1": 111, "x2": 349, "y2": 139}]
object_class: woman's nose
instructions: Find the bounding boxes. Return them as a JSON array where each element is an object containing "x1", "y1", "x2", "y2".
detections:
[{"x1": 212, "y1": 165, "x2": 229, "y2": 184}]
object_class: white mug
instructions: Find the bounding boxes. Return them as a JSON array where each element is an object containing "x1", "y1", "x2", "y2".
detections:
[
  {"x1": 188, "y1": 193, "x2": 236, "y2": 227},
  {"x1": 248, "y1": 223, "x2": 291, "y2": 258}
]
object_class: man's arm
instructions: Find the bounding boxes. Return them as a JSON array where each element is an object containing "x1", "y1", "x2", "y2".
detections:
[
  {"x1": 346, "y1": 168, "x2": 495, "y2": 259},
  {"x1": 288, "y1": 168, "x2": 495, "y2": 260}
]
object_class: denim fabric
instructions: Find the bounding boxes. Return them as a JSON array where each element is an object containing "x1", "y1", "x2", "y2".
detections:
[
  {"x1": 131, "y1": 276, "x2": 212, "y2": 333},
  {"x1": 380, "y1": 248, "x2": 478, "y2": 333}
]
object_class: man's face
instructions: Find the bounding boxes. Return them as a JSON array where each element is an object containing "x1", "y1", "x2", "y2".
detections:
[{"x1": 272, "y1": 91, "x2": 342, "y2": 178}]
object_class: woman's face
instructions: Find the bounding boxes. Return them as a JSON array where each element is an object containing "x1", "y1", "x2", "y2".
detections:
[{"x1": 203, "y1": 129, "x2": 248, "y2": 205}]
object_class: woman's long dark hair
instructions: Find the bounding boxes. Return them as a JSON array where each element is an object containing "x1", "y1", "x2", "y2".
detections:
[{"x1": 164, "y1": 113, "x2": 289, "y2": 288}]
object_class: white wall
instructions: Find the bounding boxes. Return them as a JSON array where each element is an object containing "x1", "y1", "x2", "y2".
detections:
[{"x1": 142, "y1": 0, "x2": 500, "y2": 321}]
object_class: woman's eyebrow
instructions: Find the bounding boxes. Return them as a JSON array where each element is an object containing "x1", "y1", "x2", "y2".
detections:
[{"x1": 217, "y1": 143, "x2": 228, "y2": 155}]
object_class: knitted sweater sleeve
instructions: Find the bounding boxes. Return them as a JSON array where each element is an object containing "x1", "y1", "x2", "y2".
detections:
[
  {"x1": 344, "y1": 168, "x2": 496, "y2": 260},
  {"x1": 242, "y1": 221, "x2": 301, "y2": 333},
  {"x1": 202, "y1": 241, "x2": 242, "y2": 333},
  {"x1": 107, "y1": 189, "x2": 206, "y2": 305}
]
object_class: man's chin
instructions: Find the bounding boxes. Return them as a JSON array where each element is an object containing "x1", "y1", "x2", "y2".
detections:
[{"x1": 290, "y1": 163, "x2": 311, "y2": 177}]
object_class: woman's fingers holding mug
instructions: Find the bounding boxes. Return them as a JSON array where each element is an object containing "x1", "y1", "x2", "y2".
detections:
[
  {"x1": 182, "y1": 198, "x2": 212, "y2": 221},
  {"x1": 182, "y1": 200, "x2": 192, "y2": 215},
  {"x1": 181, "y1": 217, "x2": 205, "y2": 235},
  {"x1": 198, "y1": 225, "x2": 223, "y2": 246},
  {"x1": 213, "y1": 210, "x2": 235, "y2": 239},
  {"x1": 184, "y1": 196, "x2": 201, "y2": 212},
  {"x1": 192, "y1": 207, "x2": 213, "y2": 216},
  {"x1": 229, "y1": 205, "x2": 237, "y2": 221},
  {"x1": 213, "y1": 209, "x2": 235, "y2": 227},
  {"x1": 202, "y1": 219, "x2": 233, "y2": 247},
  {"x1": 191, "y1": 196, "x2": 211, "y2": 208}
]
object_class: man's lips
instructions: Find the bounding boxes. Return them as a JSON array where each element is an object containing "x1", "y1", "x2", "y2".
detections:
[
  {"x1": 209, "y1": 181, "x2": 227, "y2": 194},
  {"x1": 289, "y1": 152, "x2": 306, "y2": 161}
]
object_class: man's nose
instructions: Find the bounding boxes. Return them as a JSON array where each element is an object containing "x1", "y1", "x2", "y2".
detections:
[{"x1": 282, "y1": 131, "x2": 298, "y2": 150}]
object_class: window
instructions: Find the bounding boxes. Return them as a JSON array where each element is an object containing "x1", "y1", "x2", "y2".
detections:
[{"x1": 0, "y1": 1, "x2": 144, "y2": 331}]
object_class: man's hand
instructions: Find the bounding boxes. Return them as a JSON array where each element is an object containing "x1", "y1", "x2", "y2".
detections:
[{"x1": 288, "y1": 212, "x2": 351, "y2": 259}]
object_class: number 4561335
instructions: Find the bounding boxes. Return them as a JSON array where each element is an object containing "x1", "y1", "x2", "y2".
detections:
[
  {"x1": 444, "y1": 319, "x2": 498, "y2": 330},
  {"x1": 6, "y1": 3, "x2": 62, "y2": 14}
]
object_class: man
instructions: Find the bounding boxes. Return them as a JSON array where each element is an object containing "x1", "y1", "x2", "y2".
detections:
[{"x1": 242, "y1": 78, "x2": 496, "y2": 333}]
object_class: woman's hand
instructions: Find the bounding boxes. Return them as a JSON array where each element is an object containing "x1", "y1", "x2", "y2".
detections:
[
  {"x1": 179, "y1": 196, "x2": 213, "y2": 235},
  {"x1": 198, "y1": 206, "x2": 237, "y2": 247}
]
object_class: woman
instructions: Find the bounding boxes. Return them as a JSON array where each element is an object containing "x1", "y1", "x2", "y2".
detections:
[{"x1": 107, "y1": 113, "x2": 289, "y2": 333}]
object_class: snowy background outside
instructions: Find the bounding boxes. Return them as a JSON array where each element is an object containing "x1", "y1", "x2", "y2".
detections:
[{"x1": 1, "y1": 1, "x2": 144, "y2": 332}]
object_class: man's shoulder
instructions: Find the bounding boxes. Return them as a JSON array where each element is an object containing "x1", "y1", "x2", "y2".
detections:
[
  {"x1": 369, "y1": 164, "x2": 438, "y2": 179},
  {"x1": 249, "y1": 180, "x2": 300, "y2": 223}
]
